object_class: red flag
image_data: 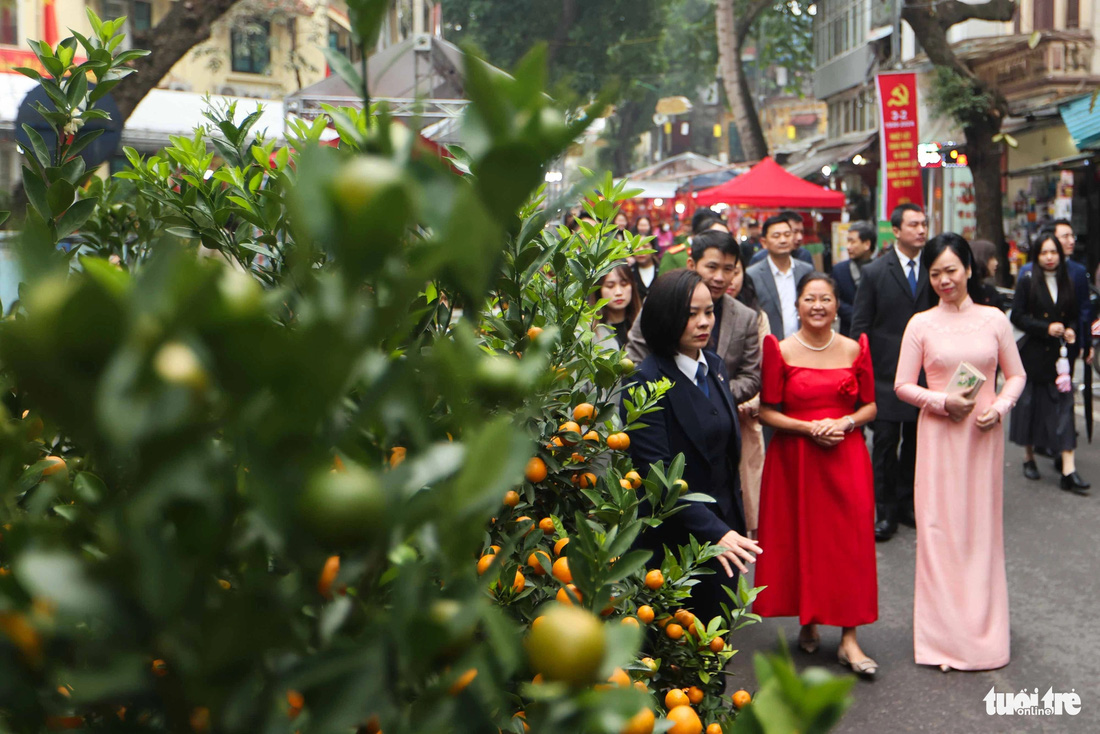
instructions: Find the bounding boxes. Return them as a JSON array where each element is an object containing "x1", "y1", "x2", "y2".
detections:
[{"x1": 44, "y1": 0, "x2": 59, "y2": 47}]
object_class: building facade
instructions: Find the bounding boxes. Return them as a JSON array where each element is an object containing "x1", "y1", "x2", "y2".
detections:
[
  {"x1": 809, "y1": 0, "x2": 1100, "y2": 269},
  {"x1": 1, "y1": 0, "x2": 434, "y2": 198}
]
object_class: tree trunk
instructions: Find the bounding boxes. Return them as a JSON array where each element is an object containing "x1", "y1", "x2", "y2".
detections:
[
  {"x1": 901, "y1": 0, "x2": 1016, "y2": 283},
  {"x1": 964, "y1": 120, "x2": 1010, "y2": 284},
  {"x1": 117, "y1": 0, "x2": 242, "y2": 123},
  {"x1": 715, "y1": 0, "x2": 767, "y2": 161}
]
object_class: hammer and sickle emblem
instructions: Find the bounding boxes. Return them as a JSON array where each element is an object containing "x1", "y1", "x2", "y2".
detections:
[{"x1": 887, "y1": 84, "x2": 909, "y2": 107}]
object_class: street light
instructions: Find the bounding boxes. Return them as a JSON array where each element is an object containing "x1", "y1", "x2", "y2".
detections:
[{"x1": 821, "y1": 165, "x2": 832, "y2": 177}]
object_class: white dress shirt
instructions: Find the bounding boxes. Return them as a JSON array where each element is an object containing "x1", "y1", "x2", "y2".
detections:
[
  {"x1": 674, "y1": 349, "x2": 709, "y2": 389},
  {"x1": 1043, "y1": 270, "x2": 1058, "y2": 303},
  {"x1": 637, "y1": 263, "x2": 656, "y2": 288},
  {"x1": 768, "y1": 255, "x2": 799, "y2": 339}
]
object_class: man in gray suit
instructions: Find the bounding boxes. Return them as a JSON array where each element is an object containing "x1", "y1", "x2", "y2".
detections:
[
  {"x1": 746, "y1": 215, "x2": 814, "y2": 339},
  {"x1": 626, "y1": 230, "x2": 761, "y2": 405}
]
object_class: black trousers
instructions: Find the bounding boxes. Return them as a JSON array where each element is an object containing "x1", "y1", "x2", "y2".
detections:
[{"x1": 871, "y1": 419, "x2": 917, "y2": 522}]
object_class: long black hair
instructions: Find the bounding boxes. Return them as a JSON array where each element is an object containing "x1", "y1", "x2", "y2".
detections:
[
  {"x1": 921, "y1": 232, "x2": 982, "y2": 303},
  {"x1": 1027, "y1": 231, "x2": 1075, "y2": 314},
  {"x1": 640, "y1": 270, "x2": 705, "y2": 358}
]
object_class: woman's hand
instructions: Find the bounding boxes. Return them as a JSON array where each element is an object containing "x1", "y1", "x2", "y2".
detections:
[
  {"x1": 975, "y1": 408, "x2": 1000, "y2": 432},
  {"x1": 806, "y1": 419, "x2": 844, "y2": 447},
  {"x1": 944, "y1": 393, "x2": 976, "y2": 422},
  {"x1": 737, "y1": 402, "x2": 758, "y2": 419},
  {"x1": 715, "y1": 531, "x2": 762, "y2": 577},
  {"x1": 1048, "y1": 322, "x2": 1066, "y2": 338},
  {"x1": 1064, "y1": 328, "x2": 1076, "y2": 345}
]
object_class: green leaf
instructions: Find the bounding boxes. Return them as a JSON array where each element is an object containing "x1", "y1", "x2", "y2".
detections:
[
  {"x1": 47, "y1": 179, "x2": 76, "y2": 217},
  {"x1": 604, "y1": 549, "x2": 652, "y2": 583},
  {"x1": 22, "y1": 165, "x2": 51, "y2": 219},
  {"x1": 13, "y1": 549, "x2": 111, "y2": 619},
  {"x1": 20, "y1": 123, "x2": 52, "y2": 169},
  {"x1": 55, "y1": 197, "x2": 98, "y2": 238},
  {"x1": 323, "y1": 47, "x2": 365, "y2": 102},
  {"x1": 346, "y1": 0, "x2": 390, "y2": 53}
]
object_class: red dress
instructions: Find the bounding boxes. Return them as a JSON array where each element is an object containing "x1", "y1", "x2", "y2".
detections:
[{"x1": 754, "y1": 334, "x2": 878, "y2": 626}]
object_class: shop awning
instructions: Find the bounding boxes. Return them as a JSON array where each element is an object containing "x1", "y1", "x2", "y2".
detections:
[
  {"x1": 788, "y1": 113, "x2": 819, "y2": 127},
  {"x1": 694, "y1": 156, "x2": 845, "y2": 209},
  {"x1": 1059, "y1": 94, "x2": 1100, "y2": 150},
  {"x1": 783, "y1": 134, "x2": 875, "y2": 179},
  {"x1": 614, "y1": 179, "x2": 680, "y2": 200},
  {"x1": 1006, "y1": 152, "x2": 1096, "y2": 177}
]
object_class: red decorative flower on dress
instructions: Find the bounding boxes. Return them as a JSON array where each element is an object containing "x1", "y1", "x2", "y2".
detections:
[{"x1": 837, "y1": 375, "x2": 859, "y2": 397}]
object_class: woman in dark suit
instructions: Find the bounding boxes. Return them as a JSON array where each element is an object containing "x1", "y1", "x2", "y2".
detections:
[
  {"x1": 624, "y1": 270, "x2": 762, "y2": 622},
  {"x1": 1009, "y1": 232, "x2": 1090, "y2": 492}
]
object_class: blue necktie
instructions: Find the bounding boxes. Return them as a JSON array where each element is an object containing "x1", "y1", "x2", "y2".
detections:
[
  {"x1": 695, "y1": 363, "x2": 709, "y2": 397},
  {"x1": 907, "y1": 260, "x2": 918, "y2": 297}
]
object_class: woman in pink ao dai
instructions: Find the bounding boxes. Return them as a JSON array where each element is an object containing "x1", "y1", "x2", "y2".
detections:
[{"x1": 894, "y1": 234, "x2": 1026, "y2": 672}]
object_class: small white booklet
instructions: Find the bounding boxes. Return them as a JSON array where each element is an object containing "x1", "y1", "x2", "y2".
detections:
[{"x1": 946, "y1": 361, "x2": 986, "y2": 399}]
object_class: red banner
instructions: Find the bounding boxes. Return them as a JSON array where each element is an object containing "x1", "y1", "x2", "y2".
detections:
[
  {"x1": 0, "y1": 48, "x2": 87, "y2": 76},
  {"x1": 875, "y1": 72, "x2": 923, "y2": 220}
]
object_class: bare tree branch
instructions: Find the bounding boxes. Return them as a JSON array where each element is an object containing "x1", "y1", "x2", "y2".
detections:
[
  {"x1": 935, "y1": 0, "x2": 1017, "y2": 29},
  {"x1": 736, "y1": 0, "x2": 774, "y2": 47},
  {"x1": 116, "y1": 0, "x2": 242, "y2": 123}
]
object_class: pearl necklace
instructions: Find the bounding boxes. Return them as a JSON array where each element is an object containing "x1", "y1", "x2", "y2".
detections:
[{"x1": 793, "y1": 330, "x2": 835, "y2": 352}]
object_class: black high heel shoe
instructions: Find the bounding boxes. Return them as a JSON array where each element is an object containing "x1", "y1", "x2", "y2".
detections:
[
  {"x1": 1022, "y1": 461, "x2": 1040, "y2": 480},
  {"x1": 1060, "y1": 472, "x2": 1090, "y2": 495}
]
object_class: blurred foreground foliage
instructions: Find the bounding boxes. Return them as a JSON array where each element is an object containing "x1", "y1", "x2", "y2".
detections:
[{"x1": 0, "y1": 4, "x2": 853, "y2": 733}]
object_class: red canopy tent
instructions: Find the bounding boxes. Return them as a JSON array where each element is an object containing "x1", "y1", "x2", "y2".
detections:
[{"x1": 693, "y1": 156, "x2": 845, "y2": 209}]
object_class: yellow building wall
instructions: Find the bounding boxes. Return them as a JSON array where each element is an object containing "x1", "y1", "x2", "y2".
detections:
[
  {"x1": 8, "y1": 1, "x2": 424, "y2": 100},
  {"x1": 40, "y1": 1, "x2": 338, "y2": 100}
]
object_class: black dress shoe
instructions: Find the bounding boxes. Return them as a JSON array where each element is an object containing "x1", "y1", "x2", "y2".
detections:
[
  {"x1": 874, "y1": 519, "x2": 896, "y2": 542},
  {"x1": 1022, "y1": 460, "x2": 1040, "y2": 480},
  {"x1": 1060, "y1": 472, "x2": 1091, "y2": 495}
]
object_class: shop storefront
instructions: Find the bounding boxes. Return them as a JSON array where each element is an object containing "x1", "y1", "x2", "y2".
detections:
[{"x1": 1004, "y1": 117, "x2": 1098, "y2": 276}]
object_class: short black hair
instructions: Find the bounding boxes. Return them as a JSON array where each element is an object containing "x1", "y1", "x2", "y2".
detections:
[
  {"x1": 849, "y1": 220, "x2": 877, "y2": 247},
  {"x1": 922, "y1": 232, "x2": 981, "y2": 302},
  {"x1": 691, "y1": 208, "x2": 720, "y2": 234},
  {"x1": 690, "y1": 229, "x2": 741, "y2": 263},
  {"x1": 796, "y1": 272, "x2": 837, "y2": 298},
  {"x1": 1050, "y1": 218, "x2": 1072, "y2": 230},
  {"x1": 640, "y1": 270, "x2": 704, "y2": 358},
  {"x1": 890, "y1": 203, "x2": 924, "y2": 230},
  {"x1": 779, "y1": 211, "x2": 803, "y2": 226},
  {"x1": 762, "y1": 215, "x2": 790, "y2": 237}
]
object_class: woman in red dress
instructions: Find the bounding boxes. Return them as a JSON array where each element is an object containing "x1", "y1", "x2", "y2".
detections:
[{"x1": 755, "y1": 273, "x2": 880, "y2": 676}]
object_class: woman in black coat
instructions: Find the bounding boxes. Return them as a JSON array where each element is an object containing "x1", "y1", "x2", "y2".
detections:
[
  {"x1": 1009, "y1": 232, "x2": 1090, "y2": 493},
  {"x1": 624, "y1": 270, "x2": 762, "y2": 622}
]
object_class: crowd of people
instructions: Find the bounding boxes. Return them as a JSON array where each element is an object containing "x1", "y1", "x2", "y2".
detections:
[{"x1": 605, "y1": 203, "x2": 1096, "y2": 678}]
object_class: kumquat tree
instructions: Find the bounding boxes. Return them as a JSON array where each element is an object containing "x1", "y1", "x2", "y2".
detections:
[{"x1": 0, "y1": 3, "x2": 854, "y2": 733}]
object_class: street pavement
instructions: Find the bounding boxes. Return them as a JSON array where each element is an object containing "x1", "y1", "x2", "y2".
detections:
[{"x1": 725, "y1": 406, "x2": 1100, "y2": 733}]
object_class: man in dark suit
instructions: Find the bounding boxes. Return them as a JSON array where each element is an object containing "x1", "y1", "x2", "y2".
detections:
[
  {"x1": 627, "y1": 230, "x2": 761, "y2": 405},
  {"x1": 833, "y1": 221, "x2": 876, "y2": 336},
  {"x1": 851, "y1": 203, "x2": 934, "y2": 542},
  {"x1": 746, "y1": 215, "x2": 814, "y2": 340}
]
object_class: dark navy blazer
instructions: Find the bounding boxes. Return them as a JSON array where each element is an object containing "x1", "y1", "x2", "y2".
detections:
[
  {"x1": 623, "y1": 350, "x2": 745, "y2": 554},
  {"x1": 831, "y1": 259, "x2": 859, "y2": 337}
]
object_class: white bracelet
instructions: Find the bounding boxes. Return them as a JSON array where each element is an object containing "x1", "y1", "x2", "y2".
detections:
[{"x1": 844, "y1": 416, "x2": 856, "y2": 432}]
